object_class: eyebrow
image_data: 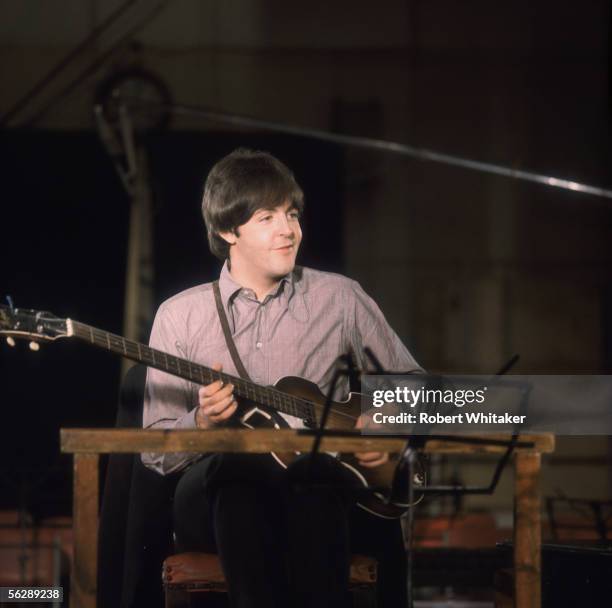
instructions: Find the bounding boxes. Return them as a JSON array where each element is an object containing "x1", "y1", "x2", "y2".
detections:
[{"x1": 256, "y1": 203, "x2": 299, "y2": 215}]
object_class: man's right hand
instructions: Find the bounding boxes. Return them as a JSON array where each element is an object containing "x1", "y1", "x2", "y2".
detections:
[{"x1": 196, "y1": 363, "x2": 238, "y2": 429}]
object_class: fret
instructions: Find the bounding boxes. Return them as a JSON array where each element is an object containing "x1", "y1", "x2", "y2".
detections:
[
  {"x1": 271, "y1": 390, "x2": 277, "y2": 410},
  {"x1": 89, "y1": 326, "x2": 93, "y2": 343},
  {"x1": 286, "y1": 395, "x2": 294, "y2": 417},
  {"x1": 284, "y1": 395, "x2": 293, "y2": 417},
  {"x1": 277, "y1": 393, "x2": 286, "y2": 415},
  {"x1": 283, "y1": 395, "x2": 292, "y2": 417},
  {"x1": 272, "y1": 390, "x2": 280, "y2": 413},
  {"x1": 232, "y1": 379, "x2": 241, "y2": 397},
  {"x1": 292, "y1": 398, "x2": 299, "y2": 418},
  {"x1": 137, "y1": 342, "x2": 142, "y2": 361},
  {"x1": 293, "y1": 397, "x2": 302, "y2": 419},
  {"x1": 284, "y1": 395, "x2": 291, "y2": 417}
]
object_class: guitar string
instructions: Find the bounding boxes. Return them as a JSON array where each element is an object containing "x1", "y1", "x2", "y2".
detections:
[
  {"x1": 79, "y1": 323, "x2": 360, "y2": 424},
  {"x1": 73, "y1": 321, "x2": 360, "y2": 425}
]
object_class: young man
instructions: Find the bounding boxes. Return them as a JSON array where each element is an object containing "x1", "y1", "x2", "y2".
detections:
[{"x1": 143, "y1": 148, "x2": 422, "y2": 608}]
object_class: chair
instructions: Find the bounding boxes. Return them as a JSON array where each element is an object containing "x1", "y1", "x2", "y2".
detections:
[{"x1": 162, "y1": 552, "x2": 377, "y2": 608}]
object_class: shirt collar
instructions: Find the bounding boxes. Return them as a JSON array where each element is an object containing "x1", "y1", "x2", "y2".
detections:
[
  {"x1": 218, "y1": 260, "x2": 295, "y2": 307},
  {"x1": 218, "y1": 260, "x2": 243, "y2": 307}
]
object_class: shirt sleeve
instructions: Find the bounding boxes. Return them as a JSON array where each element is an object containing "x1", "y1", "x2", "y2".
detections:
[
  {"x1": 347, "y1": 280, "x2": 424, "y2": 376},
  {"x1": 141, "y1": 303, "x2": 202, "y2": 475}
]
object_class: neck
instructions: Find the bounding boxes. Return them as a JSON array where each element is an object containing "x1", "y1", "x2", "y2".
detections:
[{"x1": 227, "y1": 258, "x2": 281, "y2": 301}]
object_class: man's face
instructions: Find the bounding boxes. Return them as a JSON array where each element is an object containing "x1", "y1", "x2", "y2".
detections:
[{"x1": 221, "y1": 200, "x2": 302, "y2": 282}]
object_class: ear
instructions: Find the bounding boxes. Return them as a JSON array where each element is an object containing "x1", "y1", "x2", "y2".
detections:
[{"x1": 218, "y1": 230, "x2": 237, "y2": 246}]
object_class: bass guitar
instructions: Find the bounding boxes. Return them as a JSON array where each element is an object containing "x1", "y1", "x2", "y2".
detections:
[{"x1": 0, "y1": 304, "x2": 425, "y2": 518}]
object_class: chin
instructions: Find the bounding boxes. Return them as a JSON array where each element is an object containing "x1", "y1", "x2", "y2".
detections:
[{"x1": 272, "y1": 260, "x2": 296, "y2": 277}]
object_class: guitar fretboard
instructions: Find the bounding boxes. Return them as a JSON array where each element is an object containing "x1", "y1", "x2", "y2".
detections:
[{"x1": 71, "y1": 321, "x2": 316, "y2": 423}]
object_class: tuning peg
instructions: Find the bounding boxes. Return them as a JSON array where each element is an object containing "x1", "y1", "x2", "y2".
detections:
[
  {"x1": 6, "y1": 337, "x2": 16, "y2": 347},
  {"x1": 29, "y1": 341, "x2": 40, "y2": 351}
]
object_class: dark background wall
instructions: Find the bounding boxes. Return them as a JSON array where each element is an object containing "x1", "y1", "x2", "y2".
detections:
[{"x1": 0, "y1": 131, "x2": 343, "y2": 515}]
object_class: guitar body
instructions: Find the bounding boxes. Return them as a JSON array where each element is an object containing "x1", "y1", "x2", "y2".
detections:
[{"x1": 234, "y1": 375, "x2": 424, "y2": 519}]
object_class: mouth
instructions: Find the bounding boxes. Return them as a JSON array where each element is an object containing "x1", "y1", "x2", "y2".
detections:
[{"x1": 274, "y1": 245, "x2": 294, "y2": 253}]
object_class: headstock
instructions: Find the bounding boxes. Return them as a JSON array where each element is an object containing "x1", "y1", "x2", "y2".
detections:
[{"x1": 0, "y1": 304, "x2": 69, "y2": 350}]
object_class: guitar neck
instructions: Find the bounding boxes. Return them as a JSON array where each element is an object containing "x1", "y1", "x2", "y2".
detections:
[{"x1": 68, "y1": 320, "x2": 315, "y2": 422}]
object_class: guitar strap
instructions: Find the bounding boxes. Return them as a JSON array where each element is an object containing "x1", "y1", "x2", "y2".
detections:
[{"x1": 212, "y1": 280, "x2": 252, "y2": 382}]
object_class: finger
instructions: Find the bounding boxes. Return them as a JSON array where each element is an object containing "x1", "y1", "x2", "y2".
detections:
[
  {"x1": 355, "y1": 451, "x2": 389, "y2": 465},
  {"x1": 198, "y1": 363, "x2": 225, "y2": 398},
  {"x1": 357, "y1": 454, "x2": 389, "y2": 468},
  {"x1": 199, "y1": 380, "x2": 224, "y2": 399},
  {"x1": 354, "y1": 414, "x2": 378, "y2": 431},
  {"x1": 208, "y1": 382, "x2": 235, "y2": 404},
  {"x1": 209, "y1": 400, "x2": 238, "y2": 422},
  {"x1": 354, "y1": 451, "x2": 381, "y2": 461},
  {"x1": 203, "y1": 394, "x2": 237, "y2": 417},
  {"x1": 199, "y1": 381, "x2": 234, "y2": 402},
  {"x1": 203, "y1": 395, "x2": 235, "y2": 417}
]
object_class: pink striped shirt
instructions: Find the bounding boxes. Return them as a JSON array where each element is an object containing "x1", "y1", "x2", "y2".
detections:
[{"x1": 142, "y1": 262, "x2": 422, "y2": 474}]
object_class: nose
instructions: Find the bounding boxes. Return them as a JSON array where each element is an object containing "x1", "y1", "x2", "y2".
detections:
[{"x1": 276, "y1": 213, "x2": 294, "y2": 237}]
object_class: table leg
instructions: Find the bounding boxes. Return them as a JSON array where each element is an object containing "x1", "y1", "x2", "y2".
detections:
[
  {"x1": 514, "y1": 451, "x2": 541, "y2": 608},
  {"x1": 70, "y1": 454, "x2": 99, "y2": 608}
]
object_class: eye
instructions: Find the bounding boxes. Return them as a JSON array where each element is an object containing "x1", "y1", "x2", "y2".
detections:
[
  {"x1": 259, "y1": 214, "x2": 272, "y2": 222},
  {"x1": 288, "y1": 211, "x2": 300, "y2": 220}
]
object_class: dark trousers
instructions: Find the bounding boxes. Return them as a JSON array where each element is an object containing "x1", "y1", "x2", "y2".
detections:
[{"x1": 174, "y1": 453, "x2": 407, "y2": 608}]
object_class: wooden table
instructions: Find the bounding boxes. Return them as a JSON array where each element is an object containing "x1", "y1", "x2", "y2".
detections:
[{"x1": 60, "y1": 428, "x2": 554, "y2": 608}]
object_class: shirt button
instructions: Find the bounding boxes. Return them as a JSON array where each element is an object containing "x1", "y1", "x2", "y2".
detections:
[{"x1": 256, "y1": 342, "x2": 262, "y2": 349}]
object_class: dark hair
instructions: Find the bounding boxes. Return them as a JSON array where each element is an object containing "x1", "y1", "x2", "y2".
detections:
[{"x1": 202, "y1": 148, "x2": 304, "y2": 260}]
